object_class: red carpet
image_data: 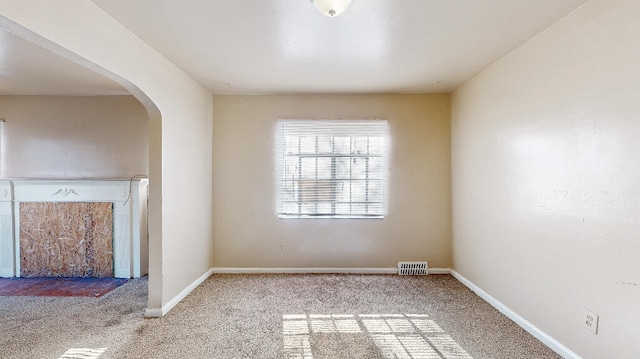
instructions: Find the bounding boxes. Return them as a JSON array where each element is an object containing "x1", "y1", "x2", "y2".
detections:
[{"x1": 0, "y1": 277, "x2": 128, "y2": 297}]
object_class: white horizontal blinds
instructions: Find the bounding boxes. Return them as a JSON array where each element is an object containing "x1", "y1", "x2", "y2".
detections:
[{"x1": 277, "y1": 119, "x2": 389, "y2": 218}]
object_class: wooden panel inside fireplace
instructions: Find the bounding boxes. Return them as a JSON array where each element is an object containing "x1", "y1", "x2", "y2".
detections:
[{"x1": 19, "y1": 202, "x2": 114, "y2": 278}]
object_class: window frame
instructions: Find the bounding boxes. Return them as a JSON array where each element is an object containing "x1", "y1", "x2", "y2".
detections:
[{"x1": 275, "y1": 119, "x2": 389, "y2": 219}]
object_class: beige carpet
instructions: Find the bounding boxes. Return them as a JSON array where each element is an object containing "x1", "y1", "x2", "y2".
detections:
[{"x1": 0, "y1": 274, "x2": 561, "y2": 359}]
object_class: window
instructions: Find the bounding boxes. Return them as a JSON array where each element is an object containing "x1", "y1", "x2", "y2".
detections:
[{"x1": 276, "y1": 120, "x2": 389, "y2": 218}]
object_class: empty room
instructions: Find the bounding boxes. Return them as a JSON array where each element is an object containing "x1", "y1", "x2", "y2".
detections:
[{"x1": 0, "y1": 0, "x2": 638, "y2": 358}]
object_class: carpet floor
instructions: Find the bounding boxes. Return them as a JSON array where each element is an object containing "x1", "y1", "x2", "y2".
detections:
[
  {"x1": 0, "y1": 277, "x2": 128, "y2": 297},
  {"x1": 0, "y1": 274, "x2": 561, "y2": 359}
]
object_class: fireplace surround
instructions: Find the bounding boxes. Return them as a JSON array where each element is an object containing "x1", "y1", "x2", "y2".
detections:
[{"x1": 0, "y1": 179, "x2": 148, "y2": 279}]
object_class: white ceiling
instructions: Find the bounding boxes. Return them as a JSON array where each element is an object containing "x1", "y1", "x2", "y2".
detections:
[
  {"x1": 0, "y1": 0, "x2": 588, "y2": 96},
  {"x1": 0, "y1": 28, "x2": 127, "y2": 96}
]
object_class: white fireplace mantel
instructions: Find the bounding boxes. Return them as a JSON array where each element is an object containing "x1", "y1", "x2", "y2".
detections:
[{"x1": 0, "y1": 179, "x2": 148, "y2": 279}]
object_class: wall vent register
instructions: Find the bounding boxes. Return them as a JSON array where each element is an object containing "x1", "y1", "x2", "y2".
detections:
[
  {"x1": 398, "y1": 261, "x2": 429, "y2": 275},
  {"x1": 276, "y1": 120, "x2": 389, "y2": 219}
]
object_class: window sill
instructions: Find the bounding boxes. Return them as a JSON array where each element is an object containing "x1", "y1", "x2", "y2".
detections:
[{"x1": 278, "y1": 214, "x2": 385, "y2": 219}]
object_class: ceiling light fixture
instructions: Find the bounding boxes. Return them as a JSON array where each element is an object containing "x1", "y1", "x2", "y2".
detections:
[{"x1": 311, "y1": 0, "x2": 352, "y2": 17}]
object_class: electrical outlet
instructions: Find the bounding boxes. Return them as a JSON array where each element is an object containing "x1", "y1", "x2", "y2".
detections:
[{"x1": 583, "y1": 309, "x2": 599, "y2": 334}]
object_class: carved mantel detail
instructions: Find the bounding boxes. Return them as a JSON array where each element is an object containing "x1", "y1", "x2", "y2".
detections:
[{"x1": 52, "y1": 188, "x2": 79, "y2": 197}]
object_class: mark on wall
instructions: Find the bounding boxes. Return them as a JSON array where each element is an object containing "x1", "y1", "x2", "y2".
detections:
[{"x1": 617, "y1": 282, "x2": 639, "y2": 287}]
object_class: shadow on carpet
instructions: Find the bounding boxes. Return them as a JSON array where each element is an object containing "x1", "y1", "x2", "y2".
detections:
[{"x1": 0, "y1": 277, "x2": 128, "y2": 297}]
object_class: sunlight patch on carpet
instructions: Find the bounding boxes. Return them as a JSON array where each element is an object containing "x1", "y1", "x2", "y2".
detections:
[
  {"x1": 58, "y1": 347, "x2": 106, "y2": 359},
  {"x1": 283, "y1": 314, "x2": 472, "y2": 359}
]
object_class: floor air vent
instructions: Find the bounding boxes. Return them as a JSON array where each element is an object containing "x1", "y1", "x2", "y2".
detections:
[{"x1": 398, "y1": 261, "x2": 429, "y2": 275}]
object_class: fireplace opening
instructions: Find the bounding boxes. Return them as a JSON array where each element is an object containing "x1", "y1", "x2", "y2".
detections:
[{"x1": 20, "y1": 202, "x2": 114, "y2": 278}]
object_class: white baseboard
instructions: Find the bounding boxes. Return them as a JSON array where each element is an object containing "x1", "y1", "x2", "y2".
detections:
[
  {"x1": 428, "y1": 268, "x2": 451, "y2": 274},
  {"x1": 211, "y1": 267, "x2": 397, "y2": 274},
  {"x1": 450, "y1": 270, "x2": 581, "y2": 359},
  {"x1": 143, "y1": 307, "x2": 162, "y2": 318},
  {"x1": 211, "y1": 267, "x2": 452, "y2": 275},
  {"x1": 144, "y1": 268, "x2": 214, "y2": 318}
]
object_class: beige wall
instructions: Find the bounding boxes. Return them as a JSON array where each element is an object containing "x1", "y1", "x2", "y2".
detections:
[
  {"x1": 0, "y1": 0, "x2": 214, "y2": 315},
  {"x1": 451, "y1": 0, "x2": 640, "y2": 357},
  {"x1": 0, "y1": 95, "x2": 148, "y2": 178},
  {"x1": 213, "y1": 94, "x2": 451, "y2": 269}
]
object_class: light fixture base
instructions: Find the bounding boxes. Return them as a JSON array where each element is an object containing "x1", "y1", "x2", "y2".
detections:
[{"x1": 311, "y1": 0, "x2": 353, "y2": 17}]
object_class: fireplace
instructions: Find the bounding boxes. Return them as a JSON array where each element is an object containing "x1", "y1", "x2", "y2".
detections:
[{"x1": 0, "y1": 179, "x2": 148, "y2": 279}]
